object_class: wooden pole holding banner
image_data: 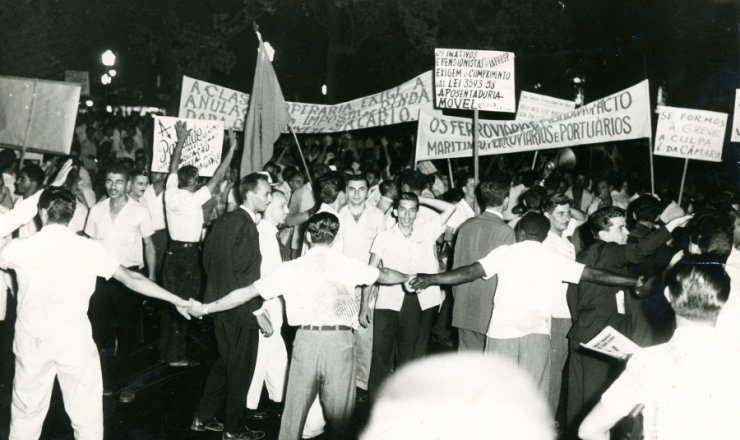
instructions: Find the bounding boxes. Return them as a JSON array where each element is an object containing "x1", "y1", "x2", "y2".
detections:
[
  {"x1": 447, "y1": 159, "x2": 454, "y2": 188},
  {"x1": 19, "y1": 80, "x2": 39, "y2": 169},
  {"x1": 473, "y1": 109, "x2": 479, "y2": 213},
  {"x1": 288, "y1": 122, "x2": 313, "y2": 186},
  {"x1": 648, "y1": 136, "x2": 656, "y2": 195},
  {"x1": 678, "y1": 158, "x2": 688, "y2": 207},
  {"x1": 531, "y1": 151, "x2": 538, "y2": 170}
]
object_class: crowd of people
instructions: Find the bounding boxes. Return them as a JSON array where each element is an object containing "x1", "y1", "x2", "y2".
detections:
[{"x1": 0, "y1": 108, "x2": 740, "y2": 440}]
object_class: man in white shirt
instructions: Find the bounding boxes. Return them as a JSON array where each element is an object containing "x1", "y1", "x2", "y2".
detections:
[
  {"x1": 85, "y1": 163, "x2": 156, "y2": 402},
  {"x1": 2, "y1": 187, "x2": 190, "y2": 440},
  {"x1": 365, "y1": 168, "x2": 382, "y2": 208},
  {"x1": 338, "y1": 175, "x2": 385, "y2": 402},
  {"x1": 579, "y1": 256, "x2": 740, "y2": 440},
  {"x1": 140, "y1": 171, "x2": 168, "y2": 282},
  {"x1": 364, "y1": 193, "x2": 456, "y2": 403},
  {"x1": 187, "y1": 212, "x2": 410, "y2": 440},
  {"x1": 411, "y1": 212, "x2": 640, "y2": 396},
  {"x1": 13, "y1": 164, "x2": 45, "y2": 238},
  {"x1": 541, "y1": 194, "x2": 585, "y2": 417},
  {"x1": 159, "y1": 122, "x2": 235, "y2": 366},
  {"x1": 444, "y1": 174, "x2": 476, "y2": 241}
]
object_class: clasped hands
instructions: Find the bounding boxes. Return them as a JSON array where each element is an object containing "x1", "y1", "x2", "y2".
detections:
[{"x1": 175, "y1": 299, "x2": 274, "y2": 337}]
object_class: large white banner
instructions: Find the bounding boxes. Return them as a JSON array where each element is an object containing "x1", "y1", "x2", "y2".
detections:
[
  {"x1": 434, "y1": 48, "x2": 515, "y2": 112},
  {"x1": 516, "y1": 91, "x2": 575, "y2": 121},
  {"x1": 416, "y1": 80, "x2": 652, "y2": 161},
  {"x1": 179, "y1": 72, "x2": 435, "y2": 134},
  {"x1": 179, "y1": 76, "x2": 250, "y2": 132},
  {"x1": 288, "y1": 71, "x2": 435, "y2": 133},
  {"x1": 152, "y1": 116, "x2": 225, "y2": 176},
  {"x1": 654, "y1": 106, "x2": 727, "y2": 162}
]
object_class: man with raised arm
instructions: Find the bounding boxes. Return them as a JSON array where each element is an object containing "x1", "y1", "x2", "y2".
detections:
[
  {"x1": 3, "y1": 187, "x2": 190, "y2": 440},
  {"x1": 159, "y1": 121, "x2": 236, "y2": 367},
  {"x1": 188, "y1": 212, "x2": 410, "y2": 440}
]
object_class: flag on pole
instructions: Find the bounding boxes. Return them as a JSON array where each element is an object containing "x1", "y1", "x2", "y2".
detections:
[{"x1": 240, "y1": 32, "x2": 291, "y2": 178}]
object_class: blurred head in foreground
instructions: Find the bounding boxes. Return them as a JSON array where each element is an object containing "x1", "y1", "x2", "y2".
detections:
[{"x1": 361, "y1": 354, "x2": 553, "y2": 440}]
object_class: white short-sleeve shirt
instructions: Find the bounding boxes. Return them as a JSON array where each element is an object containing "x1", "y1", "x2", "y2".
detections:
[
  {"x1": 338, "y1": 203, "x2": 385, "y2": 263},
  {"x1": 0, "y1": 224, "x2": 120, "y2": 356},
  {"x1": 371, "y1": 215, "x2": 446, "y2": 311},
  {"x1": 255, "y1": 246, "x2": 379, "y2": 327},
  {"x1": 85, "y1": 197, "x2": 154, "y2": 268},
  {"x1": 542, "y1": 230, "x2": 578, "y2": 319},
  {"x1": 142, "y1": 184, "x2": 166, "y2": 231},
  {"x1": 164, "y1": 173, "x2": 211, "y2": 242},
  {"x1": 478, "y1": 240, "x2": 585, "y2": 338}
]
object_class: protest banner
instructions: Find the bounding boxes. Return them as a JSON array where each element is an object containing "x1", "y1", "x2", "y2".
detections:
[
  {"x1": 653, "y1": 106, "x2": 727, "y2": 163},
  {"x1": 178, "y1": 76, "x2": 250, "y2": 132},
  {"x1": 731, "y1": 90, "x2": 740, "y2": 143},
  {"x1": 416, "y1": 80, "x2": 652, "y2": 161},
  {"x1": 151, "y1": 116, "x2": 224, "y2": 177},
  {"x1": 516, "y1": 91, "x2": 575, "y2": 121},
  {"x1": 287, "y1": 71, "x2": 435, "y2": 133},
  {"x1": 434, "y1": 48, "x2": 516, "y2": 112},
  {"x1": 0, "y1": 76, "x2": 81, "y2": 157},
  {"x1": 64, "y1": 70, "x2": 90, "y2": 95}
]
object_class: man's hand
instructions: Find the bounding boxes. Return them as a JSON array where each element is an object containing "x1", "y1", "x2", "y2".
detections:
[
  {"x1": 175, "y1": 121, "x2": 191, "y2": 143},
  {"x1": 635, "y1": 276, "x2": 644, "y2": 290},
  {"x1": 257, "y1": 310, "x2": 273, "y2": 337},
  {"x1": 188, "y1": 299, "x2": 205, "y2": 318},
  {"x1": 50, "y1": 159, "x2": 74, "y2": 187},
  {"x1": 359, "y1": 304, "x2": 372, "y2": 328},
  {"x1": 175, "y1": 298, "x2": 192, "y2": 320},
  {"x1": 409, "y1": 274, "x2": 434, "y2": 291},
  {"x1": 227, "y1": 128, "x2": 237, "y2": 152}
]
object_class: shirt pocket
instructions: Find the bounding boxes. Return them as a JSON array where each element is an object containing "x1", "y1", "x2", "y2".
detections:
[{"x1": 119, "y1": 225, "x2": 138, "y2": 245}]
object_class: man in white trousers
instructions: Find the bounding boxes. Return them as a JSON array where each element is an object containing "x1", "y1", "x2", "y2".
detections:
[{"x1": 2, "y1": 187, "x2": 191, "y2": 440}]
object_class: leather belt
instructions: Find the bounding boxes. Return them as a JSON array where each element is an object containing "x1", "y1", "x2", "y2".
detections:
[
  {"x1": 170, "y1": 240, "x2": 199, "y2": 248},
  {"x1": 299, "y1": 325, "x2": 351, "y2": 331}
]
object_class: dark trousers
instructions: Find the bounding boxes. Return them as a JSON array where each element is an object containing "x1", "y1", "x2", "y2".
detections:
[
  {"x1": 88, "y1": 267, "x2": 143, "y2": 389},
  {"x1": 159, "y1": 243, "x2": 201, "y2": 362},
  {"x1": 195, "y1": 320, "x2": 260, "y2": 434},
  {"x1": 150, "y1": 229, "x2": 169, "y2": 284},
  {"x1": 368, "y1": 294, "x2": 436, "y2": 403},
  {"x1": 430, "y1": 287, "x2": 453, "y2": 341}
]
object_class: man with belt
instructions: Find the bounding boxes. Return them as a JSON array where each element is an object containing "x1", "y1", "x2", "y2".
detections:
[
  {"x1": 85, "y1": 163, "x2": 156, "y2": 402},
  {"x1": 159, "y1": 122, "x2": 235, "y2": 366},
  {"x1": 188, "y1": 212, "x2": 410, "y2": 440}
]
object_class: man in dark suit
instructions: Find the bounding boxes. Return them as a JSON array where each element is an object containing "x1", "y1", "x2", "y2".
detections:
[
  {"x1": 191, "y1": 173, "x2": 273, "y2": 440},
  {"x1": 451, "y1": 179, "x2": 515, "y2": 352}
]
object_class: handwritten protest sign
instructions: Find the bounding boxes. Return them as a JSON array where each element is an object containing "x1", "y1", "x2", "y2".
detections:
[
  {"x1": 516, "y1": 91, "x2": 574, "y2": 121},
  {"x1": 731, "y1": 90, "x2": 740, "y2": 143},
  {"x1": 416, "y1": 80, "x2": 651, "y2": 161},
  {"x1": 178, "y1": 76, "x2": 250, "y2": 132},
  {"x1": 654, "y1": 106, "x2": 727, "y2": 162},
  {"x1": 151, "y1": 116, "x2": 224, "y2": 176},
  {"x1": 434, "y1": 48, "x2": 515, "y2": 112},
  {"x1": 180, "y1": 72, "x2": 435, "y2": 134},
  {"x1": 288, "y1": 71, "x2": 435, "y2": 133},
  {"x1": 0, "y1": 76, "x2": 80, "y2": 155}
]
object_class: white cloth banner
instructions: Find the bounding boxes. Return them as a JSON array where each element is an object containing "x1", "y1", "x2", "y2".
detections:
[
  {"x1": 151, "y1": 116, "x2": 224, "y2": 176},
  {"x1": 516, "y1": 91, "x2": 575, "y2": 121},
  {"x1": 416, "y1": 80, "x2": 652, "y2": 161},
  {"x1": 731, "y1": 90, "x2": 740, "y2": 143},
  {"x1": 179, "y1": 72, "x2": 435, "y2": 134},
  {"x1": 654, "y1": 106, "x2": 727, "y2": 163}
]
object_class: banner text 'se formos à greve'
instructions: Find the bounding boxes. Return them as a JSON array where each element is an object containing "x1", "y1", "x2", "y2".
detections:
[{"x1": 415, "y1": 80, "x2": 651, "y2": 161}]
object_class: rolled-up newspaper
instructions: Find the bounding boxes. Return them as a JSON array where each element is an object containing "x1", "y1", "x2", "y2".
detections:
[{"x1": 580, "y1": 326, "x2": 640, "y2": 360}]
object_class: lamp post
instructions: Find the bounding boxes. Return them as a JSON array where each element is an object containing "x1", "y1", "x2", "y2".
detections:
[{"x1": 101, "y1": 50, "x2": 115, "y2": 109}]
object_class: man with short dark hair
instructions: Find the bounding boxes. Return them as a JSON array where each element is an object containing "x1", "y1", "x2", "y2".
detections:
[
  {"x1": 411, "y1": 212, "x2": 642, "y2": 397},
  {"x1": 451, "y1": 179, "x2": 514, "y2": 352},
  {"x1": 580, "y1": 256, "x2": 740, "y2": 440},
  {"x1": 191, "y1": 173, "x2": 272, "y2": 440},
  {"x1": 13, "y1": 164, "x2": 46, "y2": 238},
  {"x1": 188, "y1": 212, "x2": 410, "y2": 440},
  {"x1": 159, "y1": 122, "x2": 235, "y2": 366},
  {"x1": 3, "y1": 187, "x2": 189, "y2": 440},
  {"x1": 85, "y1": 162, "x2": 156, "y2": 401},
  {"x1": 567, "y1": 206, "x2": 691, "y2": 433}
]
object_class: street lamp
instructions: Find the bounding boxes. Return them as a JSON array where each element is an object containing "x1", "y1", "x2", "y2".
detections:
[
  {"x1": 101, "y1": 74, "x2": 111, "y2": 85},
  {"x1": 102, "y1": 50, "x2": 116, "y2": 67}
]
